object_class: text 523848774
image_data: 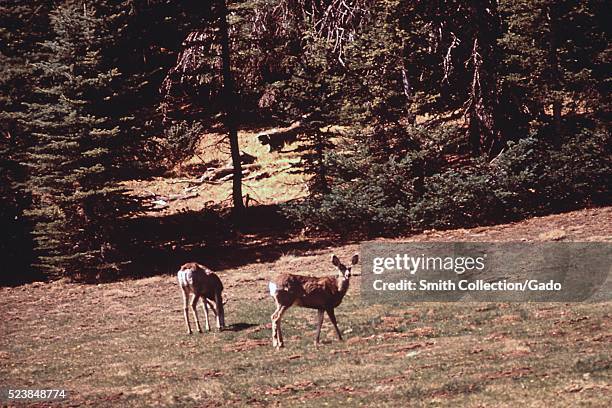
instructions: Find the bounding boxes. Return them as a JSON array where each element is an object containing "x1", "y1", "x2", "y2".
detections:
[{"x1": 1, "y1": 389, "x2": 68, "y2": 401}]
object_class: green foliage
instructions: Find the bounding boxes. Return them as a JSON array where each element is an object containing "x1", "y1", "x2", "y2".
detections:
[
  {"x1": 0, "y1": 0, "x2": 53, "y2": 284},
  {"x1": 19, "y1": 1, "x2": 137, "y2": 281},
  {"x1": 499, "y1": 0, "x2": 611, "y2": 121},
  {"x1": 1, "y1": 0, "x2": 610, "y2": 283},
  {"x1": 280, "y1": 0, "x2": 610, "y2": 235},
  {"x1": 284, "y1": 127, "x2": 611, "y2": 234},
  {"x1": 160, "y1": 121, "x2": 205, "y2": 163}
]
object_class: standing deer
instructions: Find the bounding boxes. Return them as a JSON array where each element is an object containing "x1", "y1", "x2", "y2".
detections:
[
  {"x1": 269, "y1": 253, "x2": 359, "y2": 348},
  {"x1": 177, "y1": 262, "x2": 226, "y2": 333}
]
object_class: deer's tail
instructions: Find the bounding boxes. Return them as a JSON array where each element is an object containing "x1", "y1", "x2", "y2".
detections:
[{"x1": 268, "y1": 282, "x2": 278, "y2": 297}]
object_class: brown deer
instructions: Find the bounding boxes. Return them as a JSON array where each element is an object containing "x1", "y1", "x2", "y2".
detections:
[
  {"x1": 177, "y1": 262, "x2": 226, "y2": 333},
  {"x1": 269, "y1": 253, "x2": 359, "y2": 348}
]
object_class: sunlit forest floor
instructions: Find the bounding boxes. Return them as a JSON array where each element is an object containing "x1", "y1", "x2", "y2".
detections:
[
  {"x1": 124, "y1": 127, "x2": 311, "y2": 214},
  {"x1": 123, "y1": 122, "x2": 358, "y2": 215},
  {"x1": 2, "y1": 207, "x2": 610, "y2": 406}
]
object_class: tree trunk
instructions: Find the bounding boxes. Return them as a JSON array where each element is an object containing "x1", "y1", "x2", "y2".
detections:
[
  {"x1": 547, "y1": 5, "x2": 562, "y2": 145},
  {"x1": 312, "y1": 129, "x2": 330, "y2": 194},
  {"x1": 401, "y1": 39, "x2": 416, "y2": 125},
  {"x1": 218, "y1": 0, "x2": 244, "y2": 212},
  {"x1": 466, "y1": 37, "x2": 498, "y2": 157},
  {"x1": 464, "y1": 1, "x2": 502, "y2": 158}
]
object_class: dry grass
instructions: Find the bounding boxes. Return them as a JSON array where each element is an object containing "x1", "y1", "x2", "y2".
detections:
[
  {"x1": 124, "y1": 126, "x2": 323, "y2": 215},
  {"x1": 1, "y1": 208, "x2": 611, "y2": 406}
]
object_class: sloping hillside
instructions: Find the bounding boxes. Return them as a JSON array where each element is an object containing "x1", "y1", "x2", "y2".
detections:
[{"x1": 1, "y1": 207, "x2": 610, "y2": 406}]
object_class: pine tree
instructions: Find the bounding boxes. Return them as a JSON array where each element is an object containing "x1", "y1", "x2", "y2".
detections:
[
  {"x1": 0, "y1": 0, "x2": 52, "y2": 284},
  {"x1": 21, "y1": 1, "x2": 134, "y2": 281},
  {"x1": 161, "y1": 1, "x2": 247, "y2": 213},
  {"x1": 97, "y1": 0, "x2": 215, "y2": 174},
  {"x1": 498, "y1": 0, "x2": 610, "y2": 140}
]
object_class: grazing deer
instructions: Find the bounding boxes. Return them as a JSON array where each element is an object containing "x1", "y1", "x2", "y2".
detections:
[
  {"x1": 269, "y1": 253, "x2": 359, "y2": 348},
  {"x1": 177, "y1": 262, "x2": 226, "y2": 333}
]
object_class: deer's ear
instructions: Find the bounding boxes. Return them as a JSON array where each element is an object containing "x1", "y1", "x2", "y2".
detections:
[
  {"x1": 351, "y1": 253, "x2": 359, "y2": 265},
  {"x1": 331, "y1": 254, "x2": 341, "y2": 267}
]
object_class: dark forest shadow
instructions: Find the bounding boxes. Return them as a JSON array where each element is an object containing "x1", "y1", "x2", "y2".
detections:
[
  {"x1": 120, "y1": 204, "x2": 356, "y2": 280},
  {"x1": 223, "y1": 323, "x2": 258, "y2": 332}
]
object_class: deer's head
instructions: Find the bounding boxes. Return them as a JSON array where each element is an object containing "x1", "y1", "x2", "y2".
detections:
[
  {"x1": 215, "y1": 293, "x2": 226, "y2": 330},
  {"x1": 332, "y1": 253, "x2": 359, "y2": 279}
]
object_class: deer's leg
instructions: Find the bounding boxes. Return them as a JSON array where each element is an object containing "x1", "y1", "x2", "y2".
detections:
[
  {"x1": 272, "y1": 304, "x2": 288, "y2": 349},
  {"x1": 215, "y1": 293, "x2": 225, "y2": 329},
  {"x1": 201, "y1": 298, "x2": 211, "y2": 332},
  {"x1": 271, "y1": 302, "x2": 282, "y2": 347},
  {"x1": 275, "y1": 306, "x2": 288, "y2": 349},
  {"x1": 271, "y1": 299, "x2": 284, "y2": 320},
  {"x1": 191, "y1": 295, "x2": 202, "y2": 333},
  {"x1": 314, "y1": 309, "x2": 325, "y2": 346},
  {"x1": 326, "y1": 308, "x2": 343, "y2": 341},
  {"x1": 206, "y1": 298, "x2": 218, "y2": 316},
  {"x1": 182, "y1": 290, "x2": 192, "y2": 334}
]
